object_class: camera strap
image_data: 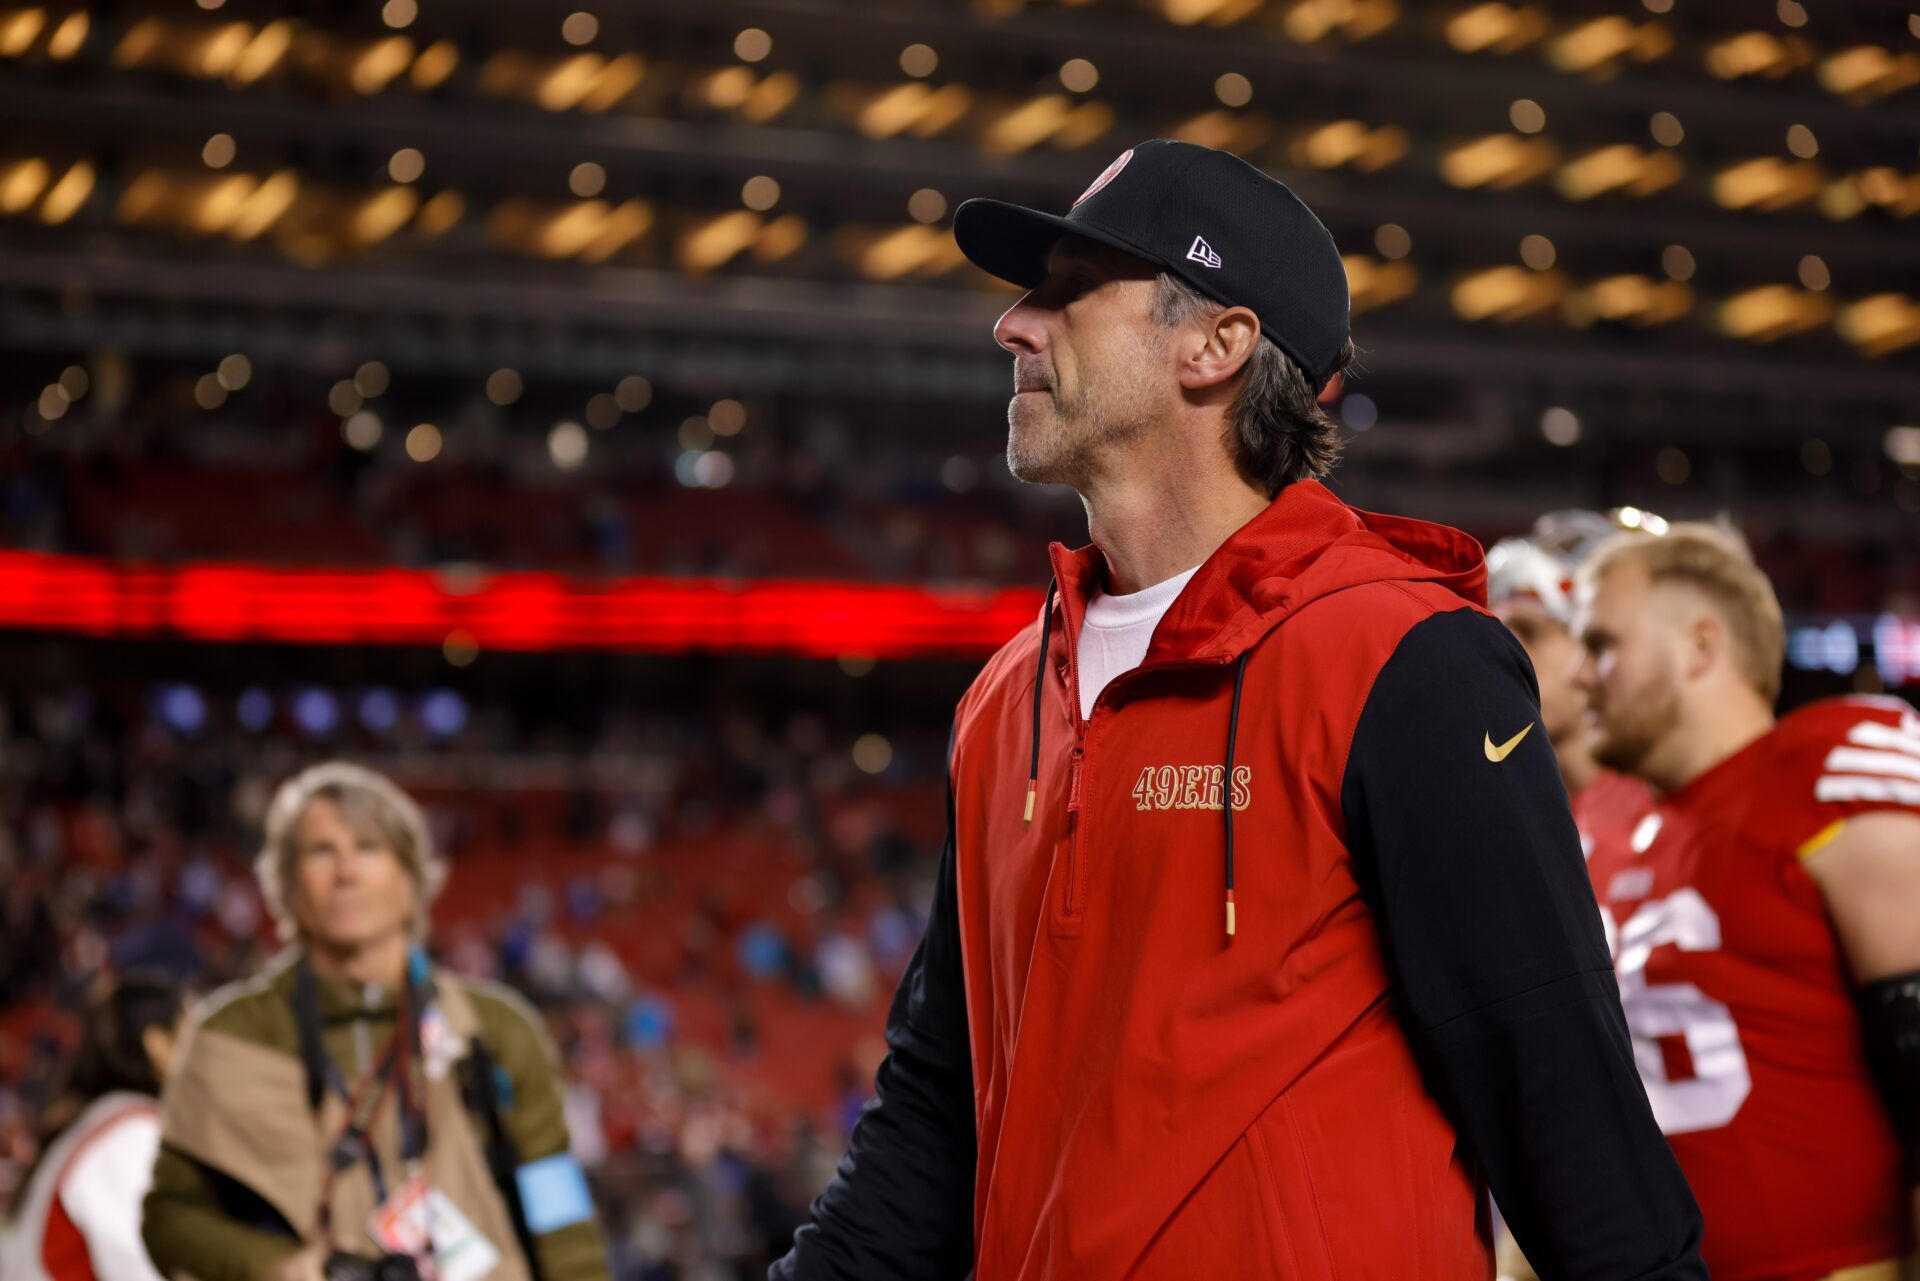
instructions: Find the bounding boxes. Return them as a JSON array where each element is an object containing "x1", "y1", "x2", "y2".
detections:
[
  {"x1": 455, "y1": 1039, "x2": 546, "y2": 1281},
  {"x1": 295, "y1": 957, "x2": 435, "y2": 1254}
]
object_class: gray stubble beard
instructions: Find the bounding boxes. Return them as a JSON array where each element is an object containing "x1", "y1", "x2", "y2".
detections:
[{"x1": 1005, "y1": 372, "x2": 1156, "y2": 490}]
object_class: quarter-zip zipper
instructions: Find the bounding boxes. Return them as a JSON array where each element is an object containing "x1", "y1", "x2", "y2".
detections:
[
  {"x1": 1061, "y1": 655, "x2": 1238, "y2": 922},
  {"x1": 1041, "y1": 541, "x2": 1246, "y2": 922},
  {"x1": 1064, "y1": 731, "x2": 1088, "y2": 917}
]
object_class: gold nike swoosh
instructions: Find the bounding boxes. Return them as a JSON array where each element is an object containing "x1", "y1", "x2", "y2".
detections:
[{"x1": 1484, "y1": 723, "x2": 1534, "y2": 763}]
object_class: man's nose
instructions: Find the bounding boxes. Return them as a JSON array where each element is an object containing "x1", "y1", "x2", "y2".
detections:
[{"x1": 994, "y1": 296, "x2": 1048, "y2": 356}]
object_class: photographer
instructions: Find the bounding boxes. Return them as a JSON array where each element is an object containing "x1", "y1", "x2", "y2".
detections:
[{"x1": 142, "y1": 762, "x2": 609, "y2": 1281}]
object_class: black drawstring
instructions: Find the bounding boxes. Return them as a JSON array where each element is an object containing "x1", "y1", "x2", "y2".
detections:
[
  {"x1": 1222, "y1": 651, "x2": 1250, "y2": 939},
  {"x1": 1025, "y1": 579, "x2": 1057, "y2": 823}
]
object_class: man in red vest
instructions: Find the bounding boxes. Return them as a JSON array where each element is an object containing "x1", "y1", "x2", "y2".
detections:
[{"x1": 775, "y1": 139, "x2": 1705, "y2": 1279}]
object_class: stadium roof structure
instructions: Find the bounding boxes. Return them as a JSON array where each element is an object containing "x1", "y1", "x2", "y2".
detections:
[{"x1": 1, "y1": 0, "x2": 1916, "y2": 516}]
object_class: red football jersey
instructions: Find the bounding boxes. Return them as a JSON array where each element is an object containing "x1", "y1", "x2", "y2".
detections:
[
  {"x1": 1585, "y1": 695, "x2": 1920, "y2": 1280},
  {"x1": 1572, "y1": 769, "x2": 1653, "y2": 865}
]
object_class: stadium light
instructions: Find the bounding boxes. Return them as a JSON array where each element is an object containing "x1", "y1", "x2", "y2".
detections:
[
  {"x1": 1452, "y1": 265, "x2": 1566, "y2": 321},
  {"x1": 1719, "y1": 285, "x2": 1834, "y2": 342},
  {"x1": 1342, "y1": 256, "x2": 1418, "y2": 314},
  {"x1": 36, "y1": 161, "x2": 94, "y2": 224},
  {"x1": 1713, "y1": 157, "x2": 1824, "y2": 211},
  {"x1": 1706, "y1": 31, "x2": 1812, "y2": 80},
  {"x1": 1440, "y1": 134, "x2": 1557, "y2": 189},
  {"x1": 1547, "y1": 17, "x2": 1670, "y2": 76},
  {"x1": 1445, "y1": 3, "x2": 1548, "y2": 55},
  {"x1": 1837, "y1": 296, "x2": 1920, "y2": 356},
  {"x1": 47, "y1": 11, "x2": 87, "y2": 59},
  {"x1": 1820, "y1": 45, "x2": 1920, "y2": 101}
]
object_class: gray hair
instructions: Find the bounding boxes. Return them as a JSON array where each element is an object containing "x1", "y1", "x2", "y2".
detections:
[
  {"x1": 255, "y1": 760, "x2": 445, "y2": 943},
  {"x1": 1154, "y1": 272, "x2": 1353, "y2": 494}
]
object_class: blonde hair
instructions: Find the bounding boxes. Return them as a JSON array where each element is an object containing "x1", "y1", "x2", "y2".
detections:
[
  {"x1": 1579, "y1": 520, "x2": 1786, "y2": 704},
  {"x1": 255, "y1": 760, "x2": 445, "y2": 943}
]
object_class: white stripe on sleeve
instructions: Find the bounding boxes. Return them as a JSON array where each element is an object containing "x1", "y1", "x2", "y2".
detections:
[
  {"x1": 1847, "y1": 720, "x2": 1920, "y2": 759},
  {"x1": 1814, "y1": 775, "x2": 1920, "y2": 807},
  {"x1": 1822, "y1": 746, "x2": 1920, "y2": 783}
]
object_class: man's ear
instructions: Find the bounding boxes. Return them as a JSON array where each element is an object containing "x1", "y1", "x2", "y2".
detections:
[
  {"x1": 1683, "y1": 608, "x2": 1725, "y2": 682},
  {"x1": 142, "y1": 1023, "x2": 175, "y2": 1081},
  {"x1": 1176, "y1": 306, "x2": 1261, "y2": 393}
]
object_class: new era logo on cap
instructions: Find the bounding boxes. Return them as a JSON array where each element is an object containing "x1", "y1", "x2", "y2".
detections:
[{"x1": 1186, "y1": 236, "x2": 1221, "y2": 269}]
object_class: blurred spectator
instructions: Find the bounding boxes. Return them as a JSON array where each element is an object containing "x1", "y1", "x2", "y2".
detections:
[{"x1": 142, "y1": 761, "x2": 610, "y2": 1281}]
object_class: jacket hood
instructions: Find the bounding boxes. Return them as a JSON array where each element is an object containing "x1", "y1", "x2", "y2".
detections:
[
  {"x1": 1021, "y1": 479, "x2": 1487, "y2": 938},
  {"x1": 1046, "y1": 478, "x2": 1487, "y2": 666}
]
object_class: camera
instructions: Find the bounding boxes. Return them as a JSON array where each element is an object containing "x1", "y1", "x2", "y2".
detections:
[{"x1": 322, "y1": 1252, "x2": 423, "y2": 1281}]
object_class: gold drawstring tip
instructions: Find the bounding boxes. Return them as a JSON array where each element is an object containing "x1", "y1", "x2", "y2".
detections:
[
  {"x1": 1225, "y1": 895, "x2": 1237, "y2": 937},
  {"x1": 1023, "y1": 785, "x2": 1036, "y2": 822}
]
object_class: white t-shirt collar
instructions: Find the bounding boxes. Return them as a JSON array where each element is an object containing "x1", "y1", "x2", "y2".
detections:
[{"x1": 1083, "y1": 564, "x2": 1201, "y2": 631}]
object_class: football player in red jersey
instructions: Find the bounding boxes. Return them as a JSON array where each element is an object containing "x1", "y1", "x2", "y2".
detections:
[{"x1": 1572, "y1": 521, "x2": 1920, "y2": 1280}]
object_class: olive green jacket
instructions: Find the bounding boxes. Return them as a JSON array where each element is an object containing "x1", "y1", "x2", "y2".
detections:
[{"x1": 142, "y1": 950, "x2": 609, "y2": 1281}]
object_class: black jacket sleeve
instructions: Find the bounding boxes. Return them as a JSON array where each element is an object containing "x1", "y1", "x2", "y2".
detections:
[
  {"x1": 1341, "y1": 608, "x2": 1706, "y2": 1281},
  {"x1": 770, "y1": 734, "x2": 976, "y2": 1280}
]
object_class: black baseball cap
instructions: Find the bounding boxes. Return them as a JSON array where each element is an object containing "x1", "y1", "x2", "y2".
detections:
[{"x1": 953, "y1": 139, "x2": 1350, "y2": 390}]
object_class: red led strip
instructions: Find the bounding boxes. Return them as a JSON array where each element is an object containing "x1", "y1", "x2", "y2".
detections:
[{"x1": 0, "y1": 550, "x2": 1044, "y2": 658}]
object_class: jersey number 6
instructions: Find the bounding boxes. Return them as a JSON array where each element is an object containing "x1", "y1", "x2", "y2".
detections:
[{"x1": 1604, "y1": 887, "x2": 1753, "y2": 1135}]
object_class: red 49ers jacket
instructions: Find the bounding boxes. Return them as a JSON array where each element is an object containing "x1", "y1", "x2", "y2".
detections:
[{"x1": 776, "y1": 480, "x2": 1704, "y2": 1280}]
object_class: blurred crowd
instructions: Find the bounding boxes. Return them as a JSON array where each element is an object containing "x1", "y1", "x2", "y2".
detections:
[
  {"x1": 6, "y1": 401, "x2": 1914, "y2": 614},
  {"x1": 0, "y1": 387, "x2": 1059, "y2": 585},
  {"x1": 7, "y1": 391, "x2": 1912, "y2": 622},
  {"x1": 0, "y1": 674, "x2": 952, "y2": 1280}
]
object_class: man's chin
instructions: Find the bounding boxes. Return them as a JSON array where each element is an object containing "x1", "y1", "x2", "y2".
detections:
[
  {"x1": 1008, "y1": 449, "x2": 1086, "y2": 488},
  {"x1": 1006, "y1": 414, "x2": 1071, "y2": 486},
  {"x1": 1590, "y1": 730, "x2": 1646, "y2": 776},
  {"x1": 316, "y1": 921, "x2": 401, "y2": 949}
]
